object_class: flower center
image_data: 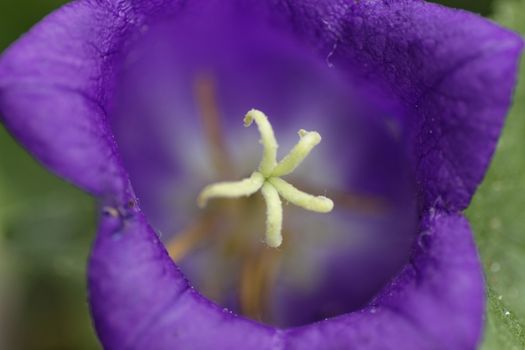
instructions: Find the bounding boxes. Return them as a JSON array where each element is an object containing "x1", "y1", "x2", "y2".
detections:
[
  {"x1": 158, "y1": 76, "x2": 392, "y2": 324},
  {"x1": 198, "y1": 109, "x2": 334, "y2": 247}
]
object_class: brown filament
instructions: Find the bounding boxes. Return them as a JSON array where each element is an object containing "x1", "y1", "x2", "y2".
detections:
[
  {"x1": 329, "y1": 190, "x2": 387, "y2": 214},
  {"x1": 194, "y1": 73, "x2": 235, "y2": 178},
  {"x1": 167, "y1": 216, "x2": 215, "y2": 262},
  {"x1": 239, "y1": 233, "x2": 285, "y2": 322},
  {"x1": 294, "y1": 181, "x2": 388, "y2": 214}
]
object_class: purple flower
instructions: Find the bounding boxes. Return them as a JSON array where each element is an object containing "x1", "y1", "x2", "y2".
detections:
[{"x1": 0, "y1": 0, "x2": 522, "y2": 349}]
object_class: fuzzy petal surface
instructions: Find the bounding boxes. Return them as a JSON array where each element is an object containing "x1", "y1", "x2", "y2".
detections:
[{"x1": 0, "y1": 1, "x2": 133, "y2": 197}]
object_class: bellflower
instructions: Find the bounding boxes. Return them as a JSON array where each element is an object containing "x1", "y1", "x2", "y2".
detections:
[{"x1": 0, "y1": 0, "x2": 522, "y2": 349}]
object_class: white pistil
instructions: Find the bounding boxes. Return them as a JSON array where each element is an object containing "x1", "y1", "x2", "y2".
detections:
[
  {"x1": 268, "y1": 177, "x2": 333, "y2": 213},
  {"x1": 260, "y1": 182, "x2": 283, "y2": 247},
  {"x1": 271, "y1": 129, "x2": 321, "y2": 177},
  {"x1": 198, "y1": 172, "x2": 265, "y2": 208},
  {"x1": 198, "y1": 109, "x2": 334, "y2": 247},
  {"x1": 243, "y1": 109, "x2": 278, "y2": 176}
]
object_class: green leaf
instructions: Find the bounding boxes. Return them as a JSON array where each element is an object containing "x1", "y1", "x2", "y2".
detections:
[
  {"x1": 483, "y1": 288, "x2": 525, "y2": 349},
  {"x1": 467, "y1": 0, "x2": 525, "y2": 348}
]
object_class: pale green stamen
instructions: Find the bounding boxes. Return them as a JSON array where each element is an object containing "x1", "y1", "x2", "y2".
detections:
[
  {"x1": 268, "y1": 177, "x2": 333, "y2": 213},
  {"x1": 260, "y1": 182, "x2": 283, "y2": 248},
  {"x1": 198, "y1": 109, "x2": 334, "y2": 247},
  {"x1": 271, "y1": 129, "x2": 321, "y2": 177},
  {"x1": 198, "y1": 172, "x2": 265, "y2": 208},
  {"x1": 243, "y1": 109, "x2": 278, "y2": 176}
]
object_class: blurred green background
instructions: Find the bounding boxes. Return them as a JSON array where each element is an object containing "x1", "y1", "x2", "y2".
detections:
[{"x1": 0, "y1": 0, "x2": 523, "y2": 349}]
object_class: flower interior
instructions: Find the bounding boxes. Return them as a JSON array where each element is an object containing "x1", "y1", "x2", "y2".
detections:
[{"x1": 109, "y1": 9, "x2": 418, "y2": 328}]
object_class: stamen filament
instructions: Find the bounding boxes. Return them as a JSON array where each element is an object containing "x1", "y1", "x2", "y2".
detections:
[
  {"x1": 260, "y1": 182, "x2": 283, "y2": 248},
  {"x1": 268, "y1": 177, "x2": 333, "y2": 213},
  {"x1": 167, "y1": 216, "x2": 215, "y2": 261},
  {"x1": 271, "y1": 129, "x2": 321, "y2": 177},
  {"x1": 195, "y1": 74, "x2": 235, "y2": 178},
  {"x1": 239, "y1": 245, "x2": 282, "y2": 321},
  {"x1": 243, "y1": 109, "x2": 278, "y2": 176},
  {"x1": 198, "y1": 172, "x2": 265, "y2": 208}
]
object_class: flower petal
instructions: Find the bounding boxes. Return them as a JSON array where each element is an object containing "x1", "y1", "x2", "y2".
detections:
[
  {"x1": 90, "y1": 206, "x2": 482, "y2": 349},
  {"x1": 284, "y1": 211, "x2": 484, "y2": 350},
  {"x1": 89, "y1": 208, "x2": 278, "y2": 350},
  {"x1": 267, "y1": 0, "x2": 523, "y2": 210},
  {"x1": 89, "y1": 209, "x2": 188, "y2": 349},
  {"x1": 0, "y1": 1, "x2": 131, "y2": 197},
  {"x1": 3, "y1": 0, "x2": 520, "y2": 209}
]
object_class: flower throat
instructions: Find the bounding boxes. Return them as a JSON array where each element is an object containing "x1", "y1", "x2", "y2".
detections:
[{"x1": 165, "y1": 75, "x2": 383, "y2": 324}]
